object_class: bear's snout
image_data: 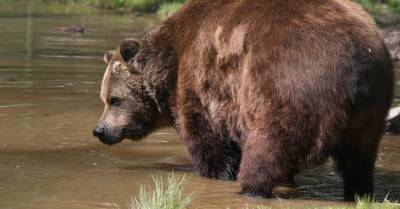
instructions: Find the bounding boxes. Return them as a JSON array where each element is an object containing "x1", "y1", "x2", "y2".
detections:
[
  {"x1": 92, "y1": 125, "x2": 122, "y2": 145},
  {"x1": 93, "y1": 126, "x2": 105, "y2": 138}
]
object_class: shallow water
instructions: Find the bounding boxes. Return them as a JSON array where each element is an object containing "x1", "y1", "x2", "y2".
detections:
[{"x1": 0, "y1": 1, "x2": 399, "y2": 209}]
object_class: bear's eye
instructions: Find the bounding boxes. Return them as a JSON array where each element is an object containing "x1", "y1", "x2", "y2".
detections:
[{"x1": 110, "y1": 97, "x2": 122, "y2": 107}]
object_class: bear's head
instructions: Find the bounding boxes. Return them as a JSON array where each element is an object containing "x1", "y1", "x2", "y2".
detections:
[{"x1": 93, "y1": 38, "x2": 160, "y2": 145}]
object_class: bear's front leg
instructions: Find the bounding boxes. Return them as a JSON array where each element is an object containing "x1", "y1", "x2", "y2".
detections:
[
  {"x1": 238, "y1": 132, "x2": 299, "y2": 197},
  {"x1": 178, "y1": 94, "x2": 241, "y2": 180},
  {"x1": 185, "y1": 133, "x2": 241, "y2": 181}
]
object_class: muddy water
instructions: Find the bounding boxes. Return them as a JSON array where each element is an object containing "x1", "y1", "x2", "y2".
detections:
[{"x1": 0, "y1": 1, "x2": 399, "y2": 209}]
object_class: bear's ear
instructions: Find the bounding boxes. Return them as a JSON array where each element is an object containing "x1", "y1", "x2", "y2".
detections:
[
  {"x1": 120, "y1": 38, "x2": 140, "y2": 62},
  {"x1": 103, "y1": 50, "x2": 114, "y2": 64}
]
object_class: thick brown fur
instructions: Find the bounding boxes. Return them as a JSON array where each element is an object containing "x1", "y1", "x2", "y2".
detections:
[{"x1": 95, "y1": 0, "x2": 394, "y2": 200}]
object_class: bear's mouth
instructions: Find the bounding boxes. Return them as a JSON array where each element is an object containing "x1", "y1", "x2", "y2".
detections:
[
  {"x1": 95, "y1": 121, "x2": 154, "y2": 145},
  {"x1": 123, "y1": 128, "x2": 148, "y2": 142},
  {"x1": 97, "y1": 134, "x2": 124, "y2": 145},
  {"x1": 122, "y1": 120, "x2": 153, "y2": 141},
  {"x1": 95, "y1": 128, "x2": 148, "y2": 145}
]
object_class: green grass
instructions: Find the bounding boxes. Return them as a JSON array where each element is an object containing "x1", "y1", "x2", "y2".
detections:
[
  {"x1": 324, "y1": 196, "x2": 400, "y2": 209},
  {"x1": 95, "y1": 0, "x2": 157, "y2": 12},
  {"x1": 355, "y1": 0, "x2": 400, "y2": 14},
  {"x1": 388, "y1": 0, "x2": 400, "y2": 14},
  {"x1": 93, "y1": 0, "x2": 185, "y2": 13},
  {"x1": 119, "y1": 174, "x2": 195, "y2": 209},
  {"x1": 241, "y1": 196, "x2": 400, "y2": 209},
  {"x1": 157, "y1": 0, "x2": 185, "y2": 18}
]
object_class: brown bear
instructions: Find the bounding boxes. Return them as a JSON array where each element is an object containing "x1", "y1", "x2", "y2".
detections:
[{"x1": 93, "y1": 0, "x2": 394, "y2": 200}]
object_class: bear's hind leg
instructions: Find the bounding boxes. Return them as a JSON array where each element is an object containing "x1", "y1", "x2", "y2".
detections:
[
  {"x1": 334, "y1": 142, "x2": 377, "y2": 201},
  {"x1": 333, "y1": 111, "x2": 384, "y2": 201}
]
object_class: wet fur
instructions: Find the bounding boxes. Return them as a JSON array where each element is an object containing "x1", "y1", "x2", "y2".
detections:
[{"x1": 112, "y1": 0, "x2": 393, "y2": 199}]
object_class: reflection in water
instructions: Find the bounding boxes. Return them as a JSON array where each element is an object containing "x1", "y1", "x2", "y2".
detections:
[
  {"x1": 25, "y1": 0, "x2": 33, "y2": 59},
  {"x1": 0, "y1": 1, "x2": 399, "y2": 209}
]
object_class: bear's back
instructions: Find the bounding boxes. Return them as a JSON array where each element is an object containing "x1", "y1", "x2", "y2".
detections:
[
  {"x1": 170, "y1": 0, "x2": 392, "y2": 141},
  {"x1": 173, "y1": 0, "x2": 388, "y2": 101}
]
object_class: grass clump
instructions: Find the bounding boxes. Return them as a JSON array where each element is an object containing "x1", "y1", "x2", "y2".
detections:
[
  {"x1": 125, "y1": 174, "x2": 195, "y2": 209},
  {"x1": 324, "y1": 196, "x2": 400, "y2": 209},
  {"x1": 246, "y1": 196, "x2": 400, "y2": 209}
]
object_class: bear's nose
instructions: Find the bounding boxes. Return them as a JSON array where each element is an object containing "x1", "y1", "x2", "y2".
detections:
[{"x1": 93, "y1": 127, "x2": 105, "y2": 138}]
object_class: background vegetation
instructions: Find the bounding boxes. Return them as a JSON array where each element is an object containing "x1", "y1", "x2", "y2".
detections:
[
  {"x1": 94, "y1": 0, "x2": 185, "y2": 14},
  {"x1": 50, "y1": 0, "x2": 400, "y2": 17},
  {"x1": 50, "y1": 0, "x2": 400, "y2": 19},
  {"x1": 92, "y1": 0, "x2": 400, "y2": 15},
  {"x1": 356, "y1": 0, "x2": 400, "y2": 14},
  {"x1": 47, "y1": 0, "x2": 186, "y2": 16}
]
